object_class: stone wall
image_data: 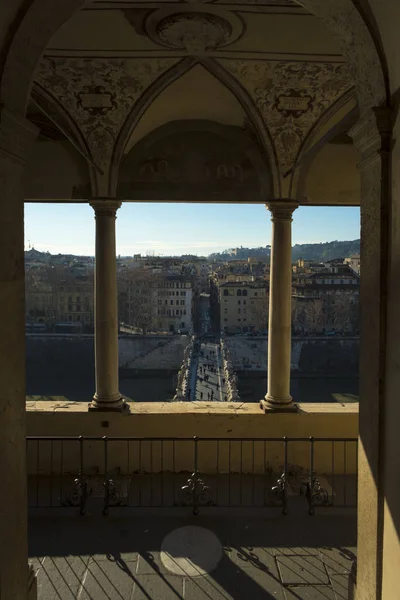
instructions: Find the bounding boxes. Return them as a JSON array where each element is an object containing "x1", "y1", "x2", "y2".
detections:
[{"x1": 225, "y1": 336, "x2": 359, "y2": 374}]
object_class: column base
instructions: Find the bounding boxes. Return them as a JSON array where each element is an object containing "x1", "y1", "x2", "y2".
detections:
[
  {"x1": 88, "y1": 395, "x2": 129, "y2": 412},
  {"x1": 260, "y1": 395, "x2": 298, "y2": 413}
]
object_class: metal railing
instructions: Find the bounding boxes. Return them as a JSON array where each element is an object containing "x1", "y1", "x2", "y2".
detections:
[{"x1": 26, "y1": 436, "x2": 358, "y2": 516}]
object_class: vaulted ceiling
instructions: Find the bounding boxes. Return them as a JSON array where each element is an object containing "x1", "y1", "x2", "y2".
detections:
[{"x1": 26, "y1": 0, "x2": 360, "y2": 204}]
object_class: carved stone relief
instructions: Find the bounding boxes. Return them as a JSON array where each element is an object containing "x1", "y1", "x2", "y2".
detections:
[
  {"x1": 35, "y1": 57, "x2": 179, "y2": 176},
  {"x1": 218, "y1": 59, "x2": 354, "y2": 176}
]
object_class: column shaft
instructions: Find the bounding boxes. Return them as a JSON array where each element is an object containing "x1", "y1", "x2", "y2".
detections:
[
  {"x1": 90, "y1": 200, "x2": 125, "y2": 410},
  {"x1": 0, "y1": 110, "x2": 38, "y2": 599},
  {"x1": 261, "y1": 201, "x2": 297, "y2": 411}
]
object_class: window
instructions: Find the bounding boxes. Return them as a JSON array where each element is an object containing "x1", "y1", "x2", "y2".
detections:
[
  {"x1": 243, "y1": 300, "x2": 246, "y2": 305},
  {"x1": 238, "y1": 300, "x2": 241, "y2": 305},
  {"x1": 176, "y1": 309, "x2": 179, "y2": 315},
  {"x1": 243, "y1": 290, "x2": 248, "y2": 297},
  {"x1": 238, "y1": 318, "x2": 241, "y2": 322},
  {"x1": 224, "y1": 318, "x2": 228, "y2": 322},
  {"x1": 176, "y1": 300, "x2": 179, "y2": 305},
  {"x1": 184, "y1": 310, "x2": 186, "y2": 315},
  {"x1": 254, "y1": 292, "x2": 258, "y2": 297},
  {"x1": 223, "y1": 289, "x2": 229, "y2": 296},
  {"x1": 237, "y1": 289, "x2": 242, "y2": 296},
  {"x1": 238, "y1": 308, "x2": 241, "y2": 314},
  {"x1": 224, "y1": 308, "x2": 228, "y2": 313}
]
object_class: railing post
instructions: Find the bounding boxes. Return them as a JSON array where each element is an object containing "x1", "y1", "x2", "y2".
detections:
[
  {"x1": 282, "y1": 437, "x2": 288, "y2": 515},
  {"x1": 193, "y1": 436, "x2": 199, "y2": 516},
  {"x1": 308, "y1": 437, "x2": 315, "y2": 515},
  {"x1": 78, "y1": 436, "x2": 88, "y2": 516},
  {"x1": 103, "y1": 436, "x2": 109, "y2": 515}
]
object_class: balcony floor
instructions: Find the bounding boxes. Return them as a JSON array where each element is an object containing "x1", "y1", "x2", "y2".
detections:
[{"x1": 29, "y1": 510, "x2": 356, "y2": 599}]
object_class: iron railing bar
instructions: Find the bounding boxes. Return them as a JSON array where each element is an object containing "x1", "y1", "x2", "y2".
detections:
[
  {"x1": 26, "y1": 435, "x2": 358, "y2": 443},
  {"x1": 344, "y1": 441, "x2": 347, "y2": 506},
  {"x1": 332, "y1": 440, "x2": 335, "y2": 506},
  {"x1": 160, "y1": 441, "x2": 164, "y2": 507},
  {"x1": 50, "y1": 439, "x2": 53, "y2": 507},
  {"x1": 36, "y1": 440, "x2": 39, "y2": 507}
]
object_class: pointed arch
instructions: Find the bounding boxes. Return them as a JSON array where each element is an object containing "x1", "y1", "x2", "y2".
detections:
[
  {"x1": 109, "y1": 57, "x2": 197, "y2": 196},
  {"x1": 31, "y1": 82, "x2": 97, "y2": 196},
  {"x1": 1, "y1": 0, "x2": 387, "y2": 119},
  {"x1": 110, "y1": 56, "x2": 279, "y2": 198},
  {"x1": 288, "y1": 86, "x2": 358, "y2": 197}
]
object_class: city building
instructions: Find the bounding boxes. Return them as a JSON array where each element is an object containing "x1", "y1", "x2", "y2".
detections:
[
  {"x1": 292, "y1": 265, "x2": 360, "y2": 334},
  {"x1": 219, "y1": 280, "x2": 268, "y2": 334}
]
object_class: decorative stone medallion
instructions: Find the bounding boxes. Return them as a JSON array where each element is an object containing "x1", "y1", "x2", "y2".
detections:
[
  {"x1": 145, "y1": 7, "x2": 244, "y2": 54},
  {"x1": 156, "y1": 13, "x2": 232, "y2": 53}
]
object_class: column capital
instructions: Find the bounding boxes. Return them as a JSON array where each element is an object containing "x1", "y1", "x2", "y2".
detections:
[
  {"x1": 90, "y1": 199, "x2": 122, "y2": 217},
  {"x1": 266, "y1": 200, "x2": 298, "y2": 222},
  {"x1": 0, "y1": 107, "x2": 38, "y2": 165}
]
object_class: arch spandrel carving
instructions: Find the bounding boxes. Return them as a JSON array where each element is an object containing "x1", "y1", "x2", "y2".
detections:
[
  {"x1": 218, "y1": 59, "x2": 355, "y2": 181},
  {"x1": 295, "y1": 0, "x2": 387, "y2": 108},
  {"x1": 34, "y1": 56, "x2": 179, "y2": 196},
  {"x1": 117, "y1": 120, "x2": 271, "y2": 202}
]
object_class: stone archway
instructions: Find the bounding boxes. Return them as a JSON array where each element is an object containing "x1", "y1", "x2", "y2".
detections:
[{"x1": 0, "y1": 2, "x2": 391, "y2": 600}]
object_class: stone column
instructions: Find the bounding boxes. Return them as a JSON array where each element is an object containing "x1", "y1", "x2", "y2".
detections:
[
  {"x1": 89, "y1": 200, "x2": 126, "y2": 411},
  {"x1": 261, "y1": 201, "x2": 297, "y2": 412},
  {"x1": 0, "y1": 109, "x2": 38, "y2": 599},
  {"x1": 349, "y1": 108, "x2": 391, "y2": 600}
]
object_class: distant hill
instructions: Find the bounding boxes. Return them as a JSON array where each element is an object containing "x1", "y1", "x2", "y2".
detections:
[
  {"x1": 209, "y1": 239, "x2": 360, "y2": 262},
  {"x1": 291, "y1": 239, "x2": 360, "y2": 262}
]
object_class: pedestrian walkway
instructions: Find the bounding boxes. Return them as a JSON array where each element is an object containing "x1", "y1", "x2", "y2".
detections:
[{"x1": 194, "y1": 340, "x2": 229, "y2": 402}]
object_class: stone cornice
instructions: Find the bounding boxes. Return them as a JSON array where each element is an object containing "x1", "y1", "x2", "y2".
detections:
[
  {"x1": 266, "y1": 200, "x2": 298, "y2": 221},
  {"x1": 90, "y1": 198, "x2": 122, "y2": 217},
  {"x1": 0, "y1": 107, "x2": 38, "y2": 165}
]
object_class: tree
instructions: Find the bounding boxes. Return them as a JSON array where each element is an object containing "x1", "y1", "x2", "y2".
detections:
[
  {"x1": 123, "y1": 268, "x2": 160, "y2": 334},
  {"x1": 304, "y1": 298, "x2": 325, "y2": 333},
  {"x1": 331, "y1": 293, "x2": 357, "y2": 333},
  {"x1": 291, "y1": 298, "x2": 306, "y2": 333},
  {"x1": 249, "y1": 294, "x2": 269, "y2": 332}
]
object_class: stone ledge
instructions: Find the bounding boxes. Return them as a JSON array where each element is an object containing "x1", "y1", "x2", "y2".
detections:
[{"x1": 25, "y1": 400, "x2": 359, "y2": 415}]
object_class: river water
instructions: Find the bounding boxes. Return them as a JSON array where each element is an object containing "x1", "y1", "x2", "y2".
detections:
[{"x1": 26, "y1": 372, "x2": 359, "y2": 403}]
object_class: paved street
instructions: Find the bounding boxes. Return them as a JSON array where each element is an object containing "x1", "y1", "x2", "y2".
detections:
[{"x1": 194, "y1": 341, "x2": 228, "y2": 402}]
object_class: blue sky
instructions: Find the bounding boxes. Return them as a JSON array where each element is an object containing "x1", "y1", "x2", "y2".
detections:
[{"x1": 24, "y1": 203, "x2": 360, "y2": 256}]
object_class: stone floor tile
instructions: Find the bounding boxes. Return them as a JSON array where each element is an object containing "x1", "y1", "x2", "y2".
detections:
[
  {"x1": 325, "y1": 568, "x2": 350, "y2": 600},
  {"x1": 189, "y1": 565, "x2": 285, "y2": 600},
  {"x1": 283, "y1": 586, "x2": 336, "y2": 600},
  {"x1": 317, "y1": 547, "x2": 355, "y2": 574},
  {"x1": 35, "y1": 555, "x2": 90, "y2": 600},
  {"x1": 224, "y1": 545, "x2": 279, "y2": 576},
  {"x1": 77, "y1": 558, "x2": 136, "y2": 599},
  {"x1": 136, "y1": 550, "x2": 170, "y2": 575},
  {"x1": 183, "y1": 575, "x2": 234, "y2": 600},
  {"x1": 132, "y1": 574, "x2": 184, "y2": 599},
  {"x1": 277, "y1": 555, "x2": 330, "y2": 586},
  {"x1": 273, "y1": 547, "x2": 320, "y2": 556}
]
